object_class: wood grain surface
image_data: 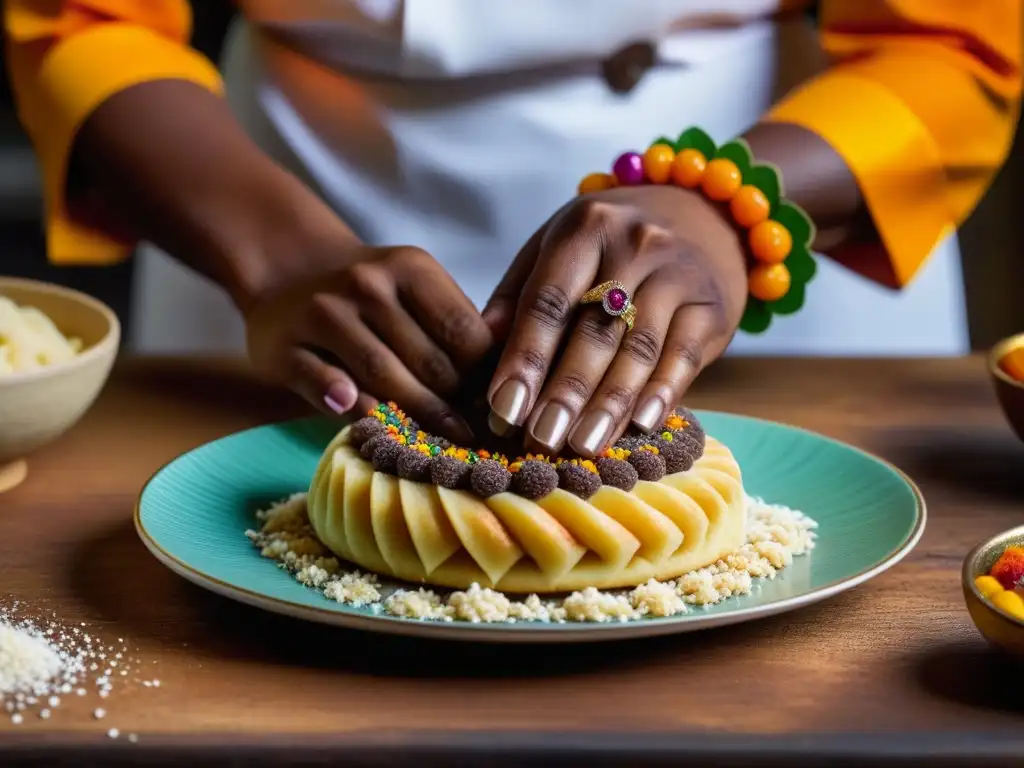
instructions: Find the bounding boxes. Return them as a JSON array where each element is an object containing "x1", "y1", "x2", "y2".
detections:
[{"x1": 2, "y1": 356, "x2": 1024, "y2": 766}]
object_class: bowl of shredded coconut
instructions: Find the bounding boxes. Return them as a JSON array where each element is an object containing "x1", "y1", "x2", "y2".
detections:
[{"x1": 0, "y1": 277, "x2": 119, "y2": 491}]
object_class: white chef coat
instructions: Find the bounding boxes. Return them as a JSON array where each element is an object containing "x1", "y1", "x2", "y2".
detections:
[{"x1": 131, "y1": 0, "x2": 968, "y2": 356}]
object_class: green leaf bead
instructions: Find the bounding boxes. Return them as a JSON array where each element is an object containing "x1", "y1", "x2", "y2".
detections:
[
  {"x1": 675, "y1": 127, "x2": 717, "y2": 159},
  {"x1": 715, "y1": 139, "x2": 754, "y2": 176},
  {"x1": 786, "y1": 246, "x2": 817, "y2": 284},
  {"x1": 773, "y1": 201, "x2": 816, "y2": 249},
  {"x1": 740, "y1": 299, "x2": 772, "y2": 333},
  {"x1": 745, "y1": 164, "x2": 782, "y2": 212},
  {"x1": 768, "y1": 282, "x2": 806, "y2": 316}
]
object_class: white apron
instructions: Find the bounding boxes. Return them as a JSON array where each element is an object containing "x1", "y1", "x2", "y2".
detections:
[{"x1": 132, "y1": 0, "x2": 968, "y2": 356}]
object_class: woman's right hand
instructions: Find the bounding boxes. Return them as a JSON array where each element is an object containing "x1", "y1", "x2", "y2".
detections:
[
  {"x1": 243, "y1": 238, "x2": 494, "y2": 443},
  {"x1": 70, "y1": 82, "x2": 494, "y2": 441}
]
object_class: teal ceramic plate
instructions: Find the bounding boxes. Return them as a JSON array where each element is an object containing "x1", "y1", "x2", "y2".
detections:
[{"x1": 136, "y1": 412, "x2": 925, "y2": 643}]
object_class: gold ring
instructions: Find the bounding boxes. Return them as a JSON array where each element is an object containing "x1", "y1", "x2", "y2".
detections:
[{"x1": 580, "y1": 280, "x2": 636, "y2": 331}]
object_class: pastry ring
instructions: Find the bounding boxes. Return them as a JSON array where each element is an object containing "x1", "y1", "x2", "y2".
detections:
[{"x1": 581, "y1": 280, "x2": 636, "y2": 331}]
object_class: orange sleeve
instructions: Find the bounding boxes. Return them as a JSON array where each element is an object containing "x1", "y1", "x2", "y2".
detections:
[
  {"x1": 767, "y1": 0, "x2": 1022, "y2": 288},
  {"x1": 4, "y1": 1, "x2": 222, "y2": 265}
]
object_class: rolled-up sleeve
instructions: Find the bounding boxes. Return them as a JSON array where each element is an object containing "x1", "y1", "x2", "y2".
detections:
[
  {"x1": 4, "y1": 1, "x2": 222, "y2": 264},
  {"x1": 768, "y1": 0, "x2": 1022, "y2": 288}
]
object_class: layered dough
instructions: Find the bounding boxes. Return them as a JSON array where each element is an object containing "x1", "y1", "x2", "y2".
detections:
[{"x1": 306, "y1": 426, "x2": 746, "y2": 593}]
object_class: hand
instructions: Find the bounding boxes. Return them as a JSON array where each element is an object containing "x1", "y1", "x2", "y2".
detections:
[
  {"x1": 483, "y1": 185, "x2": 748, "y2": 457},
  {"x1": 244, "y1": 232, "x2": 493, "y2": 442}
]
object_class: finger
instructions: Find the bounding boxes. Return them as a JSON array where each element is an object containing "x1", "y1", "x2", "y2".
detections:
[
  {"x1": 486, "y1": 206, "x2": 610, "y2": 430},
  {"x1": 352, "y1": 278, "x2": 462, "y2": 396},
  {"x1": 527, "y1": 279, "x2": 677, "y2": 457},
  {"x1": 303, "y1": 300, "x2": 473, "y2": 442},
  {"x1": 285, "y1": 347, "x2": 362, "y2": 416},
  {"x1": 627, "y1": 303, "x2": 725, "y2": 436},
  {"x1": 523, "y1": 274, "x2": 645, "y2": 454},
  {"x1": 395, "y1": 252, "x2": 494, "y2": 369},
  {"x1": 481, "y1": 225, "x2": 544, "y2": 340}
]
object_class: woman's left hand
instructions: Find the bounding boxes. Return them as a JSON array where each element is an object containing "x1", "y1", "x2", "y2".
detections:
[{"x1": 482, "y1": 184, "x2": 749, "y2": 457}]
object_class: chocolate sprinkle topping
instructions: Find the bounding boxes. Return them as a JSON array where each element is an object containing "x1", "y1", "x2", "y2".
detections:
[
  {"x1": 557, "y1": 463, "x2": 602, "y2": 499},
  {"x1": 360, "y1": 435, "x2": 388, "y2": 462},
  {"x1": 596, "y1": 458, "x2": 638, "y2": 492},
  {"x1": 655, "y1": 437, "x2": 696, "y2": 474},
  {"x1": 511, "y1": 460, "x2": 559, "y2": 500},
  {"x1": 431, "y1": 455, "x2": 471, "y2": 490},
  {"x1": 470, "y1": 460, "x2": 512, "y2": 497},
  {"x1": 345, "y1": 402, "x2": 710, "y2": 501},
  {"x1": 397, "y1": 449, "x2": 432, "y2": 482},
  {"x1": 628, "y1": 449, "x2": 666, "y2": 482},
  {"x1": 370, "y1": 438, "x2": 403, "y2": 473},
  {"x1": 349, "y1": 416, "x2": 385, "y2": 447}
]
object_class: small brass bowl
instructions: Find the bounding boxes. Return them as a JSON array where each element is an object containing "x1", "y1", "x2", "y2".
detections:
[
  {"x1": 962, "y1": 524, "x2": 1024, "y2": 656},
  {"x1": 989, "y1": 332, "x2": 1024, "y2": 443}
]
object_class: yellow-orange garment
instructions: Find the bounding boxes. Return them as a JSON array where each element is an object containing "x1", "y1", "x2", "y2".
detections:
[{"x1": 4, "y1": 0, "x2": 1022, "y2": 288}]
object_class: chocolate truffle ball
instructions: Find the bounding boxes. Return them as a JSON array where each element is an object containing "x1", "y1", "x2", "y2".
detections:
[
  {"x1": 397, "y1": 449, "x2": 432, "y2": 481},
  {"x1": 348, "y1": 416, "x2": 385, "y2": 447},
  {"x1": 628, "y1": 448, "x2": 666, "y2": 482},
  {"x1": 557, "y1": 463, "x2": 602, "y2": 500},
  {"x1": 470, "y1": 460, "x2": 512, "y2": 497},
  {"x1": 655, "y1": 437, "x2": 696, "y2": 474},
  {"x1": 511, "y1": 460, "x2": 559, "y2": 501},
  {"x1": 615, "y1": 432, "x2": 647, "y2": 452},
  {"x1": 675, "y1": 408, "x2": 706, "y2": 445},
  {"x1": 370, "y1": 438, "x2": 403, "y2": 473},
  {"x1": 431, "y1": 456, "x2": 471, "y2": 490},
  {"x1": 596, "y1": 458, "x2": 638, "y2": 492},
  {"x1": 360, "y1": 434, "x2": 388, "y2": 462}
]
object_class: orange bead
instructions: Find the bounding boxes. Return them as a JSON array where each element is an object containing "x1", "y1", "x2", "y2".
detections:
[
  {"x1": 577, "y1": 172, "x2": 616, "y2": 195},
  {"x1": 749, "y1": 220, "x2": 792, "y2": 264},
  {"x1": 643, "y1": 143, "x2": 676, "y2": 184},
  {"x1": 670, "y1": 149, "x2": 707, "y2": 189},
  {"x1": 730, "y1": 185, "x2": 771, "y2": 228},
  {"x1": 701, "y1": 158, "x2": 743, "y2": 201},
  {"x1": 749, "y1": 263, "x2": 791, "y2": 302}
]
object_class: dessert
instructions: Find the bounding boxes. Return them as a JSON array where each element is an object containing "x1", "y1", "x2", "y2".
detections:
[
  {"x1": 246, "y1": 492, "x2": 818, "y2": 623},
  {"x1": 975, "y1": 545, "x2": 1024, "y2": 621},
  {"x1": 306, "y1": 403, "x2": 747, "y2": 593}
]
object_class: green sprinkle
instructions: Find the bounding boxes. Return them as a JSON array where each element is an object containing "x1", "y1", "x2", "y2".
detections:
[{"x1": 430, "y1": 445, "x2": 441, "y2": 456}]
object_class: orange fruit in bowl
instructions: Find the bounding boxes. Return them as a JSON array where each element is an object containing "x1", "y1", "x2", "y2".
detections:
[{"x1": 999, "y1": 347, "x2": 1024, "y2": 382}]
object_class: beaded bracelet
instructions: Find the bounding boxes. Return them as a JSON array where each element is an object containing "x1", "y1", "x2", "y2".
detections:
[{"x1": 577, "y1": 127, "x2": 817, "y2": 333}]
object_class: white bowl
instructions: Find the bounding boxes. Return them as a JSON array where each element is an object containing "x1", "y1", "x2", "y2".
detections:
[{"x1": 0, "y1": 277, "x2": 120, "y2": 492}]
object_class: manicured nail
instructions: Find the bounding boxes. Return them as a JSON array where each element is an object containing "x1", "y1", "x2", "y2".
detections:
[
  {"x1": 632, "y1": 396, "x2": 665, "y2": 432},
  {"x1": 571, "y1": 410, "x2": 614, "y2": 456},
  {"x1": 324, "y1": 382, "x2": 357, "y2": 414},
  {"x1": 488, "y1": 412, "x2": 517, "y2": 438},
  {"x1": 490, "y1": 379, "x2": 529, "y2": 426},
  {"x1": 531, "y1": 402, "x2": 572, "y2": 452}
]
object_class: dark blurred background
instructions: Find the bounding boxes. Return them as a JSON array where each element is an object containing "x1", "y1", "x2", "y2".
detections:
[{"x1": 0, "y1": 3, "x2": 1021, "y2": 351}]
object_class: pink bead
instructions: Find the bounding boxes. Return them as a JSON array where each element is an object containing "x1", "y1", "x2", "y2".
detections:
[
  {"x1": 612, "y1": 152, "x2": 645, "y2": 186},
  {"x1": 606, "y1": 289, "x2": 628, "y2": 313}
]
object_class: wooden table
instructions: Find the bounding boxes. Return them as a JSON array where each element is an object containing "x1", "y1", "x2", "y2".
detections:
[{"x1": 2, "y1": 357, "x2": 1024, "y2": 767}]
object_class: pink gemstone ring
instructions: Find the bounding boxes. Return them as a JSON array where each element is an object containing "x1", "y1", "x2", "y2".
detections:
[{"x1": 580, "y1": 280, "x2": 637, "y2": 331}]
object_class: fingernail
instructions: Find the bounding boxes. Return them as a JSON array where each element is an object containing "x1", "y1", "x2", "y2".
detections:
[
  {"x1": 490, "y1": 379, "x2": 529, "y2": 426},
  {"x1": 488, "y1": 412, "x2": 517, "y2": 438},
  {"x1": 324, "y1": 382, "x2": 357, "y2": 414},
  {"x1": 632, "y1": 396, "x2": 665, "y2": 432},
  {"x1": 531, "y1": 402, "x2": 572, "y2": 452},
  {"x1": 571, "y1": 410, "x2": 614, "y2": 456}
]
